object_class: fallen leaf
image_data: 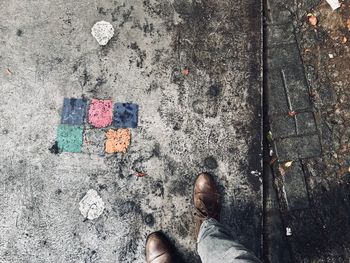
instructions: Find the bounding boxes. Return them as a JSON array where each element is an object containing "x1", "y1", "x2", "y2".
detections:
[
  {"x1": 284, "y1": 161, "x2": 293, "y2": 168},
  {"x1": 288, "y1": 111, "x2": 297, "y2": 116},
  {"x1": 136, "y1": 172, "x2": 146, "y2": 177},
  {"x1": 5, "y1": 68, "x2": 12, "y2": 75},
  {"x1": 182, "y1": 68, "x2": 189, "y2": 76},
  {"x1": 278, "y1": 166, "x2": 286, "y2": 176},
  {"x1": 267, "y1": 131, "x2": 273, "y2": 142},
  {"x1": 307, "y1": 13, "x2": 318, "y2": 26},
  {"x1": 342, "y1": 36, "x2": 347, "y2": 43}
]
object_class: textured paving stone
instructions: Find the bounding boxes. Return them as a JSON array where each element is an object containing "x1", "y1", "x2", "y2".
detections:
[
  {"x1": 275, "y1": 134, "x2": 321, "y2": 161},
  {"x1": 282, "y1": 161, "x2": 309, "y2": 210},
  {"x1": 296, "y1": 112, "x2": 317, "y2": 134},
  {"x1": 266, "y1": 0, "x2": 293, "y2": 24},
  {"x1": 88, "y1": 99, "x2": 113, "y2": 128},
  {"x1": 57, "y1": 124, "x2": 84, "y2": 153},
  {"x1": 271, "y1": 112, "x2": 317, "y2": 139},
  {"x1": 281, "y1": 68, "x2": 310, "y2": 111},
  {"x1": 113, "y1": 103, "x2": 138, "y2": 128},
  {"x1": 268, "y1": 69, "x2": 290, "y2": 114},
  {"x1": 268, "y1": 24, "x2": 295, "y2": 46},
  {"x1": 268, "y1": 45, "x2": 303, "y2": 72},
  {"x1": 61, "y1": 98, "x2": 87, "y2": 125},
  {"x1": 270, "y1": 115, "x2": 296, "y2": 138}
]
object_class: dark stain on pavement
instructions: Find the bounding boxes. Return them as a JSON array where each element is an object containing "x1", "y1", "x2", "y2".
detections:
[{"x1": 204, "y1": 156, "x2": 218, "y2": 170}]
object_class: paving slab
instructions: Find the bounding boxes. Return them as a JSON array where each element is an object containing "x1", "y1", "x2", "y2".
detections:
[
  {"x1": 266, "y1": 0, "x2": 350, "y2": 261},
  {"x1": 0, "y1": 0, "x2": 262, "y2": 262},
  {"x1": 281, "y1": 161, "x2": 309, "y2": 210}
]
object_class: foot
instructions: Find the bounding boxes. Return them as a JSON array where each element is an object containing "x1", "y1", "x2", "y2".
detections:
[
  {"x1": 146, "y1": 231, "x2": 175, "y2": 263},
  {"x1": 193, "y1": 172, "x2": 221, "y2": 237}
]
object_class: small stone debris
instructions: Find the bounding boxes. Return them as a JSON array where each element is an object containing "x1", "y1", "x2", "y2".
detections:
[
  {"x1": 91, "y1": 21, "x2": 114, "y2": 46},
  {"x1": 286, "y1": 227, "x2": 292, "y2": 236},
  {"x1": 79, "y1": 189, "x2": 105, "y2": 220}
]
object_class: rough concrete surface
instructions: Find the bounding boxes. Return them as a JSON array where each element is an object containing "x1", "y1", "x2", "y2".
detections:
[{"x1": 0, "y1": 1, "x2": 262, "y2": 262}]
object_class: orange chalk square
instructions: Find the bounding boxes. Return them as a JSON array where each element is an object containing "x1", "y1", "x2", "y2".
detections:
[{"x1": 105, "y1": 129, "x2": 131, "y2": 154}]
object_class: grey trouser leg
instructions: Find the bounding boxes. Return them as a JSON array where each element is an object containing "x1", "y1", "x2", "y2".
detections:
[{"x1": 197, "y1": 218, "x2": 262, "y2": 263}]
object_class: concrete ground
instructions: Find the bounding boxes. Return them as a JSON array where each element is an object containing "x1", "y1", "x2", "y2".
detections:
[{"x1": 0, "y1": 1, "x2": 262, "y2": 262}]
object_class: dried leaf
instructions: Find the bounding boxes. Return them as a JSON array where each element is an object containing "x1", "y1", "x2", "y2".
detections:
[
  {"x1": 307, "y1": 13, "x2": 318, "y2": 26},
  {"x1": 5, "y1": 68, "x2": 12, "y2": 75},
  {"x1": 288, "y1": 111, "x2": 297, "y2": 116},
  {"x1": 284, "y1": 161, "x2": 293, "y2": 168},
  {"x1": 136, "y1": 172, "x2": 146, "y2": 177},
  {"x1": 267, "y1": 131, "x2": 273, "y2": 142},
  {"x1": 278, "y1": 166, "x2": 286, "y2": 176}
]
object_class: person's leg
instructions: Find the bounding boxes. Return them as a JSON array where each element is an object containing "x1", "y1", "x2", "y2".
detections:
[
  {"x1": 193, "y1": 173, "x2": 261, "y2": 263},
  {"x1": 197, "y1": 218, "x2": 261, "y2": 263}
]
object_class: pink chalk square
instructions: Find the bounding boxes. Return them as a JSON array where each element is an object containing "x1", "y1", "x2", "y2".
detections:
[{"x1": 88, "y1": 99, "x2": 113, "y2": 128}]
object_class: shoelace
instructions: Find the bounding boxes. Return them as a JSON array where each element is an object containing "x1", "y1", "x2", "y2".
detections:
[{"x1": 194, "y1": 194, "x2": 220, "y2": 220}]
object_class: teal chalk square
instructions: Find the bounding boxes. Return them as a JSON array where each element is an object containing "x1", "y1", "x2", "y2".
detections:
[{"x1": 57, "y1": 124, "x2": 84, "y2": 153}]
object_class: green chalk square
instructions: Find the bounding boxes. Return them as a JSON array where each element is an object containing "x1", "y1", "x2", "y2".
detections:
[{"x1": 57, "y1": 124, "x2": 84, "y2": 153}]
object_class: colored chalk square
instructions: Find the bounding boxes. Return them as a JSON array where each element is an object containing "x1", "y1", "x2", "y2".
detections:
[
  {"x1": 105, "y1": 129, "x2": 131, "y2": 154},
  {"x1": 61, "y1": 98, "x2": 87, "y2": 125},
  {"x1": 88, "y1": 99, "x2": 113, "y2": 128},
  {"x1": 57, "y1": 124, "x2": 84, "y2": 153},
  {"x1": 113, "y1": 103, "x2": 139, "y2": 128}
]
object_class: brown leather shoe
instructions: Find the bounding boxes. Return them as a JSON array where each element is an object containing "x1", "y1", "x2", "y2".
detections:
[
  {"x1": 193, "y1": 172, "x2": 221, "y2": 237},
  {"x1": 145, "y1": 231, "x2": 175, "y2": 263}
]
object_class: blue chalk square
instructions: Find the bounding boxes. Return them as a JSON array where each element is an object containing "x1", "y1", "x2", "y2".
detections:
[
  {"x1": 61, "y1": 98, "x2": 87, "y2": 125},
  {"x1": 113, "y1": 103, "x2": 139, "y2": 128}
]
